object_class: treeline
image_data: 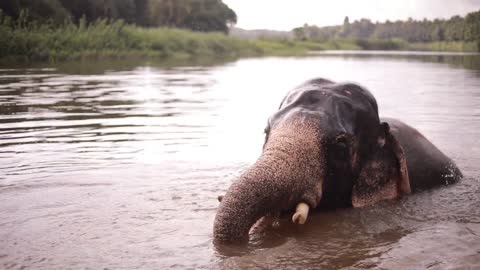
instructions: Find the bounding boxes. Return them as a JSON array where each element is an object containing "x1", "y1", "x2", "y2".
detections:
[
  {"x1": 294, "y1": 10, "x2": 480, "y2": 46},
  {"x1": 0, "y1": 0, "x2": 237, "y2": 33}
]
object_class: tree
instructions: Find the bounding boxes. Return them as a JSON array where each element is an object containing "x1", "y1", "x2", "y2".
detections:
[
  {"x1": 0, "y1": 0, "x2": 237, "y2": 33},
  {"x1": 337, "y1": 16, "x2": 350, "y2": 38},
  {"x1": 465, "y1": 10, "x2": 480, "y2": 50},
  {"x1": 0, "y1": 0, "x2": 70, "y2": 24}
]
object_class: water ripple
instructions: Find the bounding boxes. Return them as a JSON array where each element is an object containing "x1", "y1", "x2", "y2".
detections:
[{"x1": 1, "y1": 55, "x2": 480, "y2": 269}]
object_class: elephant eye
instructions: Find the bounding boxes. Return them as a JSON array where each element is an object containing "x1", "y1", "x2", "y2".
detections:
[{"x1": 335, "y1": 133, "x2": 349, "y2": 147}]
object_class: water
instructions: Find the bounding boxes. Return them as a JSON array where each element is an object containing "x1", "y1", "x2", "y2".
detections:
[{"x1": 1, "y1": 52, "x2": 479, "y2": 269}]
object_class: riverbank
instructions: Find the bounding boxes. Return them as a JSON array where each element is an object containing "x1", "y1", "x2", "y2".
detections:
[
  {"x1": 0, "y1": 19, "x2": 325, "y2": 63},
  {"x1": 0, "y1": 19, "x2": 477, "y2": 64},
  {"x1": 304, "y1": 38, "x2": 479, "y2": 52}
]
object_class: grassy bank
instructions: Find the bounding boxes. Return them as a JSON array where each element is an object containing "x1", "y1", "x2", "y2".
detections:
[
  {"x1": 1, "y1": 19, "x2": 477, "y2": 64},
  {"x1": 303, "y1": 38, "x2": 479, "y2": 52},
  {"x1": 0, "y1": 19, "x2": 326, "y2": 63},
  {"x1": 407, "y1": 41, "x2": 479, "y2": 52}
]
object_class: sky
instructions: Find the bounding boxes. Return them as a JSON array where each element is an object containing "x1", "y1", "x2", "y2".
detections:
[{"x1": 223, "y1": 0, "x2": 480, "y2": 30}]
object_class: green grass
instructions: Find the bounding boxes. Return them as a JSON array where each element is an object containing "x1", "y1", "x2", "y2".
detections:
[
  {"x1": 0, "y1": 19, "x2": 318, "y2": 63},
  {"x1": 320, "y1": 39, "x2": 478, "y2": 52},
  {"x1": 318, "y1": 39, "x2": 362, "y2": 50},
  {"x1": 1, "y1": 17, "x2": 477, "y2": 64},
  {"x1": 406, "y1": 41, "x2": 479, "y2": 52},
  {"x1": 291, "y1": 37, "x2": 479, "y2": 52}
]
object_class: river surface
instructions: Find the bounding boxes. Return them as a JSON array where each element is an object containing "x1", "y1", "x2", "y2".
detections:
[{"x1": 1, "y1": 51, "x2": 479, "y2": 269}]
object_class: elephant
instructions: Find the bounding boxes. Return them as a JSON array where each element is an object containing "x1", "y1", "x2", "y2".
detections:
[{"x1": 213, "y1": 78, "x2": 462, "y2": 243}]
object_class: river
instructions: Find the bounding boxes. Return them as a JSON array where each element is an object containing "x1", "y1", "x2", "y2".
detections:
[{"x1": 1, "y1": 51, "x2": 479, "y2": 269}]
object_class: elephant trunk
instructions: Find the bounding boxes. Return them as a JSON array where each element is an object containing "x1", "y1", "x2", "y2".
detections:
[
  {"x1": 213, "y1": 120, "x2": 326, "y2": 243},
  {"x1": 213, "y1": 157, "x2": 286, "y2": 242}
]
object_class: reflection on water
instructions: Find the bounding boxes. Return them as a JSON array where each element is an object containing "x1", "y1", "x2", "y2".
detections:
[{"x1": 0, "y1": 52, "x2": 479, "y2": 269}]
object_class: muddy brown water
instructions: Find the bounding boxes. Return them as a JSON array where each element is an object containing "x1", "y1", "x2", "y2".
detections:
[{"x1": 1, "y1": 51, "x2": 479, "y2": 269}]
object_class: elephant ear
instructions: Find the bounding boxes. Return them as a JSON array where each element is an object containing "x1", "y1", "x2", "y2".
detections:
[{"x1": 352, "y1": 122, "x2": 411, "y2": 208}]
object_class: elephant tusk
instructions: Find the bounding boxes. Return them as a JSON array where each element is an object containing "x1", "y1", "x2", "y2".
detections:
[{"x1": 292, "y1": 202, "x2": 310, "y2": 225}]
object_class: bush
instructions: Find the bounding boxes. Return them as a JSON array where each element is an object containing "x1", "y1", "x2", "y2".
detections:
[{"x1": 355, "y1": 38, "x2": 408, "y2": 50}]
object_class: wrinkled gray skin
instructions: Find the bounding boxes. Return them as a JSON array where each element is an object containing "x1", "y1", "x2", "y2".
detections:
[{"x1": 213, "y1": 78, "x2": 462, "y2": 243}]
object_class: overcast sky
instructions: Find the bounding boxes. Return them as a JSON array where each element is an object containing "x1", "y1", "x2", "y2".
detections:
[{"x1": 223, "y1": 0, "x2": 480, "y2": 30}]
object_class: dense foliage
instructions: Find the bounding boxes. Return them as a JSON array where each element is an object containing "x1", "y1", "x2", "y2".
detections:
[
  {"x1": 0, "y1": 0, "x2": 237, "y2": 33},
  {"x1": 294, "y1": 10, "x2": 480, "y2": 50}
]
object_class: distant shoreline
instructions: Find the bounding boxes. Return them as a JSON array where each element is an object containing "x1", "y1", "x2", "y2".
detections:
[
  {"x1": 309, "y1": 50, "x2": 480, "y2": 56},
  {"x1": 0, "y1": 21, "x2": 477, "y2": 64}
]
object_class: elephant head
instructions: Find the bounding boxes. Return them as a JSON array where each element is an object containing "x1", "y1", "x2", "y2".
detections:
[{"x1": 213, "y1": 78, "x2": 411, "y2": 243}]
